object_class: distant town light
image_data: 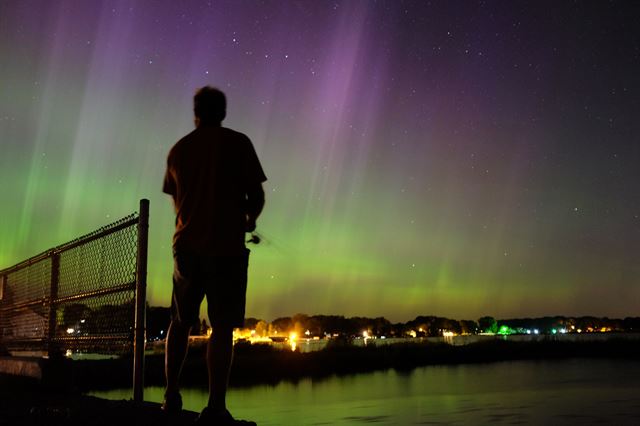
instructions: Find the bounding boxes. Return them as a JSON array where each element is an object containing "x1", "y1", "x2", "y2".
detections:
[
  {"x1": 66, "y1": 328, "x2": 75, "y2": 334},
  {"x1": 289, "y1": 332, "x2": 298, "y2": 351}
]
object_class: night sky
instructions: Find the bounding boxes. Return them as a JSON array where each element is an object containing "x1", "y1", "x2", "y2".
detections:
[{"x1": 1, "y1": 1, "x2": 639, "y2": 322}]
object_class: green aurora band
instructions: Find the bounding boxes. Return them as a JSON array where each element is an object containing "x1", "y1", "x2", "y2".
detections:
[{"x1": 1, "y1": 1, "x2": 639, "y2": 322}]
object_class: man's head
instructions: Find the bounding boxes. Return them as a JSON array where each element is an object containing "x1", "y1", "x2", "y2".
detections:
[{"x1": 194, "y1": 86, "x2": 226, "y2": 126}]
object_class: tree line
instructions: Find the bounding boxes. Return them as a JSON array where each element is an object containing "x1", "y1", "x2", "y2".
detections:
[{"x1": 144, "y1": 307, "x2": 640, "y2": 340}]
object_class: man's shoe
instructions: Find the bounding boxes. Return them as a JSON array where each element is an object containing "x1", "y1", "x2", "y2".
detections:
[
  {"x1": 195, "y1": 407, "x2": 257, "y2": 425},
  {"x1": 161, "y1": 391, "x2": 183, "y2": 414}
]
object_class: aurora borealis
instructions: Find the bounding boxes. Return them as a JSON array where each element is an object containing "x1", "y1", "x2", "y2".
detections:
[{"x1": 1, "y1": 1, "x2": 639, "y2": 322}]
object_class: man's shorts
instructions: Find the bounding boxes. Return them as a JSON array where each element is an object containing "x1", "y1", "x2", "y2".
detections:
[{"x1": 171, "y1": 249, "x2": 249, "y2": 329}]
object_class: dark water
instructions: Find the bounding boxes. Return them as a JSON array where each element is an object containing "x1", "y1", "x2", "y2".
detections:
[{"x1": 91, "y1": 359, "x2": 640, "y2": 425}]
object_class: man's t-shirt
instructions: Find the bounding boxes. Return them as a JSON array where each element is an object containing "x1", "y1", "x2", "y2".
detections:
[{"x1": 163, "y1": 126, "x2": 267, "y2": 255}]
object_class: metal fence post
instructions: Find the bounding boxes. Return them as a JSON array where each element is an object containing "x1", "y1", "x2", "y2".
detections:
[
  {"x1": 48, "y1": 252, "x2": 60, "y2": 357},
  {"x1": 133, "y1": 199, "x2": 149, "y2": 403}
]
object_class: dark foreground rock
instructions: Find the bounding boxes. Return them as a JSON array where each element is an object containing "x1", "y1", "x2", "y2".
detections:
[{"x1": 0, "y1": 375, "x2": 197, "y2": 426}]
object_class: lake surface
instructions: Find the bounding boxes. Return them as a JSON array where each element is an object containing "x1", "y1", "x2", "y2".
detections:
[{"x1": 91, "y1": 358, "x2": 640, "y2": 425}]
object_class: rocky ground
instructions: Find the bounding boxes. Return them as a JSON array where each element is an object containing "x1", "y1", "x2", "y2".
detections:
[{"x1": 0, "y1": 375, "x2": 197, "y2": 426}]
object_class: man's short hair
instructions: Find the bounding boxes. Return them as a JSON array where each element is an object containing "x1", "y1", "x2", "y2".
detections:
[{"x1": 194, "y1": 86, "x2": 226, "y2": 123}]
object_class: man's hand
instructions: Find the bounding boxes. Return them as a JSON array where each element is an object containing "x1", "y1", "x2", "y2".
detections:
[
  {"x1": 246, "y1": 216, "x2": 257, "y2": 233},
  {"x1": 246, "y1": 183, "x2": 265, "y2": 233}
]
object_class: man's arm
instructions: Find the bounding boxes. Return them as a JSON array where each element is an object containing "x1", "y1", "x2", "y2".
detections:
[
  {"x1": 162, "y1": 163, "x2": 178, "y2": 211},
  {"x1": 246, "y1": 183, "x2": 265, "y2": 232}
]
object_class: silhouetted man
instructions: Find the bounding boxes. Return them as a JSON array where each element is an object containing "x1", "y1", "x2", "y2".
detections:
[{"x1": 162, "y1": 86, "x2": 266, "y2": 425}]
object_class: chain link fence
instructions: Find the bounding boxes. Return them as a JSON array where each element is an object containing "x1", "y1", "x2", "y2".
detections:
[{"x1": 0, "y1": 203, "x2": 148, "y2": 359}]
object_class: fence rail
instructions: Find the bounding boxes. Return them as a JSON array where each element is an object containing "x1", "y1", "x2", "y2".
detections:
[{"x1": 0, "y1": 199, "x2": 149, "y2": 401}]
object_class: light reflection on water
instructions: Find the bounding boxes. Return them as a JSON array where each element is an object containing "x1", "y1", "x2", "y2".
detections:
[{"x1": 90, "y1": 358, "x2": 640, "y2": 425}]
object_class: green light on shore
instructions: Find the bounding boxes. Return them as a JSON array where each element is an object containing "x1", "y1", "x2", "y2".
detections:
[{"x1": 498, "y1": 325, "x2": 513, "y2": 335}]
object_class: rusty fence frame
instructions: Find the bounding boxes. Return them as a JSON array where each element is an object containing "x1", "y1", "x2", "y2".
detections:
[{"x1": 0, "y1": 199, "x2": 149, "y2": 402}]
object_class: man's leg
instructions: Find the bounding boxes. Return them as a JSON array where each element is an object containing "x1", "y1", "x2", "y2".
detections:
[
  {"x1": 165, "y1": 319, "x2": 191, "y2": 396},
  {"x1": 166, "y1": 251, "x2": 201, "y2": 402},
  {"x1": 207, "y1": 324, "x2": 234, "y2": 411}
]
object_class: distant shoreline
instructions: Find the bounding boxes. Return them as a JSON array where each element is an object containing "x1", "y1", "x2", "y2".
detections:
[{"x1": 65, "y1": 336, "x2": 640, "y2": 392}]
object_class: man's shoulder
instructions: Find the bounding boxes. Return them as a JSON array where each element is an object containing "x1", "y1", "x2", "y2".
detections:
[
  {"x1": 168, "y1": 129, "x2": 198, "y2": 157},
  {"x1": 220, "y1": 127, "x2": 251, "y2": 143},
  {"x1": 168, "y1": 127, "x2": 252, "y2": 160},
  {"x1": 177, "y1": 127, "x2": 250, "y2": 144}
]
